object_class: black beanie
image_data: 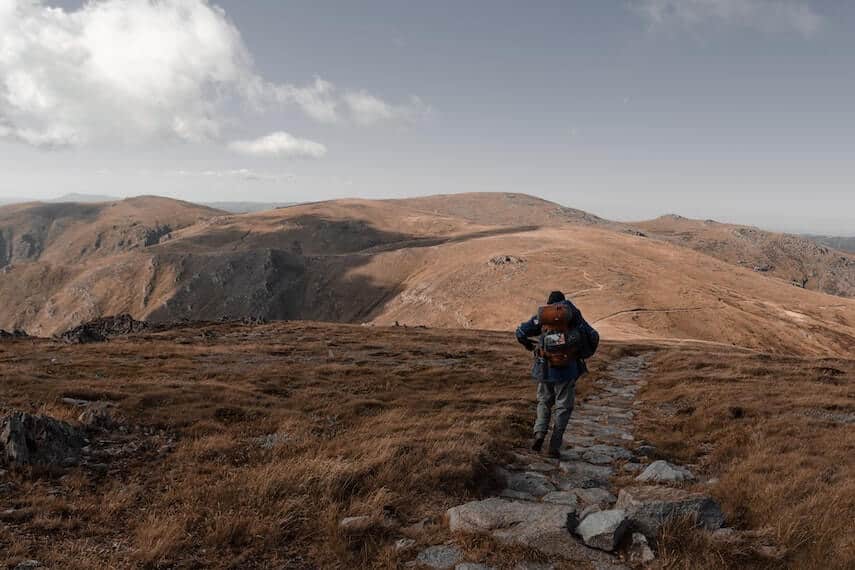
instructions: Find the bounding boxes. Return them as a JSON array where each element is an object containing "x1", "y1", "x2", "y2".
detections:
[{"x1": 547, "y1": 291, "x2": 566, "y2": 304}]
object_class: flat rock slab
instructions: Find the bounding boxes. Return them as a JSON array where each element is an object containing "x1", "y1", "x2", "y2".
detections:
[
  {"x1": 499, "y1": 489, "x2": 537, "y2": 502},
  {"x1": 513, "y1": 564, "x2": 555, "y2": 570},
  {"x1": 416, "y1": 545, "x2": 462, "y2": 569},
  {"x1": 527, "y1": 461, "x2": 557, "y2": 472},
  {"x1": 559, "y1": 461, "x2": 614, "y2": 488},
  {"x1": 572, "y1": 487, "x2": 617, "y2": 509},
  {"x1": 447, "y1": 498, "x2": 618, "y2": 564},
  {"x1": 582, "y1": 452, "x2": 614, "y2": 465},
  {"x1": 635, "y1": 460, "x2": 694, "y2": 483},
  {"x1": 585, "y1": 444, "x2": 633, "y2": 461},
  {"x1": 542, "y1": 491, "x2": 579, "y2": 507},
  {"x1": 576, "y1": 509, "x2": 629, "y2": 552},
  {"x1": 616, "y1": 486, "x2": 724, "y2": 541},
  {"x1": 502, "y1": 470, "x2": 556, "y2": 497}
]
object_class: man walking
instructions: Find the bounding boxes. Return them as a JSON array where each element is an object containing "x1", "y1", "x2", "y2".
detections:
[{"x1": 515, "y1": 291, "x2": 597, "y2": 458}]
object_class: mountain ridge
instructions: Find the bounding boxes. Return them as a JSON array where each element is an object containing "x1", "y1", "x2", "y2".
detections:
[{"x1": 1, "y1": 193, "x2": 852, "y2": 358}]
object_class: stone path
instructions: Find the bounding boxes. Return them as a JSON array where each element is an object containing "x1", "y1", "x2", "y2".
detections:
[{"x1": 413, "y1": 354, "x2": 725, "y2": 569}]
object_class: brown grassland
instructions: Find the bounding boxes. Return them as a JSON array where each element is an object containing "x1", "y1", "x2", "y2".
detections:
[{"x1": 0, "y1": 321, "x2": 852, "y2": 569}]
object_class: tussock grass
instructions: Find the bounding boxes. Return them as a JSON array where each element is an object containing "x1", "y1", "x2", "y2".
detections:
[
  {"x1": 637, "y1": 347, "x2": 854, "y2": 569},
  {"x1": 0, "y1": 322, "x2": 537, "y2": 568},
  {"x1": 1, "y1": 321, "x2": 851, "y2": 568}
]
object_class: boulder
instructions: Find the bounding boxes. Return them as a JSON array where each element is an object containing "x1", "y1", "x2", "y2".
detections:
[
  {"x1": 635, "y1": 460, "x2": 694, "y2": 483},
  {"x1": 416, "y1": 545, "x2": 462, "y2": 569},
  {"x1": 455, "y1": 564, "x2": 494, "y2": 570},
  {"x1": 0, "y1": 412, "x2": 85, "y2": 468},
  {"x1": 615, "y1": 486, "x2": 724, "y2": 541},
  {"x1": 575, "y1": 509, "x2": 629, "y2": 551}
]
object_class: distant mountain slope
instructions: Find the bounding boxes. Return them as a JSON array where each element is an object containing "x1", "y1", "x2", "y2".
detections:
[
  {"x1": 0, "y1": 196, "x2": 222, "y2": 267},
  {"x1": 394, "y1": 192, "x2": 609, "y2": 227},
  {"x1": 805, "y1": 235, "x2": 855, "y2": 254},
  {"x1": 0, "y1": 193, "x2": 852, "y2": 357},
  {"x1": 636, "y1": 215, "x2": 855, "y2": 298},
  {"x1": 201, "y1": 201, "x2": 297, "y2": 213}
]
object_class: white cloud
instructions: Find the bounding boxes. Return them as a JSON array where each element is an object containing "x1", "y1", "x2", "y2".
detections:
[
  {"x1": 0, "y1": 0, "x2": 254, "y2": 147},
  {"x1": 268, "y1": 77, "x2": 340, "y2": 124},
  {"x1": 634, "y1": 0, "x2": 823, "y2": 36},
  {"x1": 344, "y1": 91, "x2": 430, "y2": 126},
  {"x1": 228, "y1": 132, "x2": 327, "y2": 159},
  {"x1": 0, "y1": 0, "x2": 427, "y2": 149}
]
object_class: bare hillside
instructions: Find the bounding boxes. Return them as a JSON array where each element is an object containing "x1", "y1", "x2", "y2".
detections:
[
  {"x1": 393, "y1": 192, "x2": 609, "y2": 227},
  {"x1": 0, "y1": 195, "x2": 852, "y2": 357},
  {"x1": 636, "y1": 215, "x2": 855, "y2": 298}
]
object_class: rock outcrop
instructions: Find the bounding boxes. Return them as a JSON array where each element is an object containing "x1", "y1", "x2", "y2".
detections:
[
  {"x1": 0, "y1": 412, "x2": 85, "y2": 468},
  {"x1": 0, "y1": 329, "x2": 28, "y2": 340},
  {"x1": 59, "y1": 314, "x2": 150, "y2": 344}
]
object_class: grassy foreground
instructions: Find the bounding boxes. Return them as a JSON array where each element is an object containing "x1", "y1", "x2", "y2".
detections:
[{"x1": 0, "y1": 321, "x2": 852, "y2": 568}]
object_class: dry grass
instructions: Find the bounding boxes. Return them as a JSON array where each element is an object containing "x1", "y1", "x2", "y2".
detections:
[
  {"x1": 1, "y1": 321, "x2": 852, "y2": 568},
  {"x1": 636, "y1": 346, "x2": 855, "y2": 569},
  {"x1": 0, "y1": 321, "x2": 541, "y2": 568}
]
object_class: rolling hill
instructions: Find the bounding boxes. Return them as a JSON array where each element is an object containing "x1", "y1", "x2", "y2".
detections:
[{"x1": 0, "y1": 193, "x2": 852, "y2": 357}]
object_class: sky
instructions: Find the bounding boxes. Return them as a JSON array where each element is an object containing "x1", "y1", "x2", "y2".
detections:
[{"x1": 0, "y1": 0, "x2": 853, "y2": 235}]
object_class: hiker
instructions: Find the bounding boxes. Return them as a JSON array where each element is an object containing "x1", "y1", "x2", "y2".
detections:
[{"x1": 515, "y1": 291, "x2": 599, "y2": 458}]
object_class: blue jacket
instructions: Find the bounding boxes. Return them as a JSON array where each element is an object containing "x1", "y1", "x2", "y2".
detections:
[{"x1": 515, "y1": 300, "x2": 587, "y2": 384}]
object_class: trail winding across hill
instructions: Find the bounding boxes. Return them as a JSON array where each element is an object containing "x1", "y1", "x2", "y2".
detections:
[{"x1": 592, "y1": 306, "x2": 712, "y2": 324}]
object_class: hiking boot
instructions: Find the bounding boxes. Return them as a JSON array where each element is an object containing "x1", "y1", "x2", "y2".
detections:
[
  {"x1": 531, "y1": 432, "x2": 546, "y2": 452},
  {"x1": 547, "y1": 433, "x2": 562, "y2": 459}
]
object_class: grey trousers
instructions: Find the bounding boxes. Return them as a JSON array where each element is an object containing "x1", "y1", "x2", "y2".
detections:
[{"x1": 534, "y1": 381, "x2": 576, "y2": 448}]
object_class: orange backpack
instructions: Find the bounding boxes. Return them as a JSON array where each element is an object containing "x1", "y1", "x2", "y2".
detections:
[{"x1": 537, "y1": 303, "x2": 583, "y2": 367}]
